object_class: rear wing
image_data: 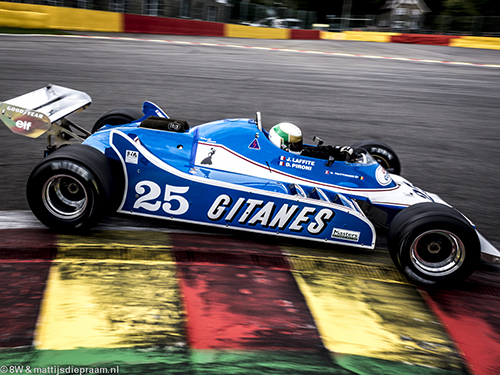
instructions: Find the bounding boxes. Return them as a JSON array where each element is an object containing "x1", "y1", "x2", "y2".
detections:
[{"x1": 0, "y1": 84, "x2": 91, "y2": 139}]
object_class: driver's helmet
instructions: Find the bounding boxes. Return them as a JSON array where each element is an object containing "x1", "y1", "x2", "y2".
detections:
[{"x1": 269, "y1": 122, "x2": 303, "y2": 154}]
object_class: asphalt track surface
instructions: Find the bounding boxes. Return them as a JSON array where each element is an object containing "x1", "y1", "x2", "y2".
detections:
[
  {"x1": 0, "y1": 33, "x2": 499, "y2": 247},
  {"x1": 0, "y1": 33, "x2": 500, "y2": 374}
]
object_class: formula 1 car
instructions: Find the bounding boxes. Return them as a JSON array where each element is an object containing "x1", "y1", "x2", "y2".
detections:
[{"x1": 1, "y1": 84, "x2": 499, "y2": 286}]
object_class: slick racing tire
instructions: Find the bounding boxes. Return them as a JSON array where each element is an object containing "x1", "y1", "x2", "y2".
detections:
[
  {"x1": 387, "y1": 202, "x2": 480, "y2": 286},
  {"x1": 92, "y1": 108, "x2": 144, "y2": 133},
  {"x1": 352, "y1": 140, "x2": 401, "y2": 175},
  {"x1": 27, "y1": 145, "x2": 114, "y2": 232}
]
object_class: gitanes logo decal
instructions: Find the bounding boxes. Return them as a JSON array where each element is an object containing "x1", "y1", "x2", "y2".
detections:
[
  {"x1": 331, "y1": 228, "x2": 360, "y2": 242},
  {"x1": 375, "y1": 165, "x2": 392, "y2": 186},
  {"x1": 207, "y1": 194, "x2": 334, "y2": 235},
  {"x1": 278, "y1": 156, "x2": 315, "y2": 171}
]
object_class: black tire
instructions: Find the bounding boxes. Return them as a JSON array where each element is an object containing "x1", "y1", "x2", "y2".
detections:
[
  {"x1": 352, "y1": 140, "x2": 401, "y2": 175},
  {"x1": 387, "y1": 202, "x2": 480, "y2": 286},
  {"x1": 26, "y1": 145, "x2": 114, "y2": 232},
  {"x1": 91, "y1": 108, "x2": 143, "y2": 133}
]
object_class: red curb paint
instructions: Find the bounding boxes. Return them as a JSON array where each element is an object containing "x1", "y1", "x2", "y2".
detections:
[
  {"x1": 178, "y1": 264, "x2": 322, "y2": 350},
  {"x1": 0, "y1": 262, "x2": 51, "y2": 347},
  {"x1": 0, "y1": 229, "x2": 57, "y2": 260},
  {"x1": 170, "y1": 233, "x2": 290, "y2": 269},
  {"x1": 170, "y1": 234, "x2": 285, "y2": 255},
  {"x1": 391, "y1": 34, "x2": 460, "y2": 46},
  {"x1": 421, "y1": 286, "x2": 500, "y2": 375},
  {"x1": 123, "y1": 14, "x2": 225, "y2": 36},
  {"x1": 171, "y1": 233, "x2": 320, "y2": 350}
]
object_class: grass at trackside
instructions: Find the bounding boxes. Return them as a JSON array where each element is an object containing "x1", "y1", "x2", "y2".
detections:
[
  {"x1": 0, "y1": 347, "x2": 466, "y2": 375},
  {"x1": 0, "y1": 27, "x2": 71, "y2": 35}
]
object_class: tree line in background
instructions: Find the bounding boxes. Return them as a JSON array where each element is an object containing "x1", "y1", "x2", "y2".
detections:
[{"x1": 249, "y1": 0, "x2": 500, "y2": 22}]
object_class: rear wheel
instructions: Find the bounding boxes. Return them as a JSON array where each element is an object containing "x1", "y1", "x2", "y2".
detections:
[
  {"x1": 388, "y1": 202, "x2": 480, "y2": 286},
  {"x1": 352, "y1": 139, "x2": 401, "y2": 175},
  {"x1": 92, "y1": 108, "x2": 143, "y2": 133},
  {"x1": 27, "y1": 145, "x2": 114, "y2": 232}
]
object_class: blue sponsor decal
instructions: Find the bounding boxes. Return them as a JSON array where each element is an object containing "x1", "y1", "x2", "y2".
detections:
[{"x1": 248, "y1": 138, "x2": 260, "y2": 150}]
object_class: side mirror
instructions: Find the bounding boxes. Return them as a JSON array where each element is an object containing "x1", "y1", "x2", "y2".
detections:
[{"x1": 313, "y1": 136, "x2": 323, "y2": 146}]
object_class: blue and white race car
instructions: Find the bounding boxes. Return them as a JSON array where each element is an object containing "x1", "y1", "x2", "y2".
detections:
[{"x1": 1, "y1": 84, "x2": 498, "y2": 286}]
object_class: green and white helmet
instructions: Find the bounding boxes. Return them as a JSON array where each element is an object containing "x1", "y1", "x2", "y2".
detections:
[{"x1": 269, "y1": 122, "x2": 303, "y2": 154}]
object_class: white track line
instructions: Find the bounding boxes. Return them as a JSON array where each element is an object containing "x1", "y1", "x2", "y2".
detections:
[
  {"x1": 0, "y1": 210, "x2": 45, "y2": 229},
  {"x1": 75, "y1": 34, "x2": 500, "y2": 68},
  {"x1": 2, "y1": 33, "x2": 499, "y2": 69},
  {"x1": 0, "y1": 210, "x2": 215, "y2": 233}
]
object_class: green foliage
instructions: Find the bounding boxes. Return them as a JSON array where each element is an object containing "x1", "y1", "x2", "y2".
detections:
[
  {"x1": 351, "y1": 0, "x2": 386, "y2": 15},
  {"x1": 244, "y1": 0, "x2": 500, "y2": 17},
  {"x1": 473, "y1": 0, "x2": 500, "y2": 15},
  {"x1": 424, "y1": 0, "x2": 445, "y2": 14},
  {"x1": 443, "y1": 0, "x2": 478, "y2": 15}
]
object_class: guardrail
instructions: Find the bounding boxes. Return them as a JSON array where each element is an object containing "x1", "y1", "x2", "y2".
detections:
[{"x1": 1, "y1": 1, "x2": 499, "y2": 49}]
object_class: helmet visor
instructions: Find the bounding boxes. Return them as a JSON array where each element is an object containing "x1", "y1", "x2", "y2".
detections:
[{"x1": 287, "y1": 139, "x2": 303, "y2": 153}]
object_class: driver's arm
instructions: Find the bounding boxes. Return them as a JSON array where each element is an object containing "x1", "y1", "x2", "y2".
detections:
[{"x1": 301, "y1": 145, "x2": 353, "y2": 161}]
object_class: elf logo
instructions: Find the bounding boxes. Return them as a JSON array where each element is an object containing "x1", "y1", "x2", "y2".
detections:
[{"x1": 16, "y1": 120, "x2": 32, "y2": 130}]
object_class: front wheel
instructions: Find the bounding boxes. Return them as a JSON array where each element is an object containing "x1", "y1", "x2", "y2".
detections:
[
  {"x1": 27, "y1": 145, "x2": 114, "y2": 232},
  {"x1": 388, "y1": 202, "x2": 480, "y2": 286},
  {"x1": 352, "y1": 139, "x2": 401, "y2": 175}
]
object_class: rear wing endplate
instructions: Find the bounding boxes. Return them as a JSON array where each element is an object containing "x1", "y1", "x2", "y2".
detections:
[{"x1": 0, "y1": 84, "x2": 91, "y2": 138}]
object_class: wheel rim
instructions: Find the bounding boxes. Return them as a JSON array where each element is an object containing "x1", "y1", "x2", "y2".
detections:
[
  {"x1": 372, "y1": 155, "x2": 395, "y2": 173},
  {"x1": 42, "y1": 174, "x2": 88, "y2": 220},
  {"x1": 410, "y1": 230, "x2": 466, "y2": 277}
]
